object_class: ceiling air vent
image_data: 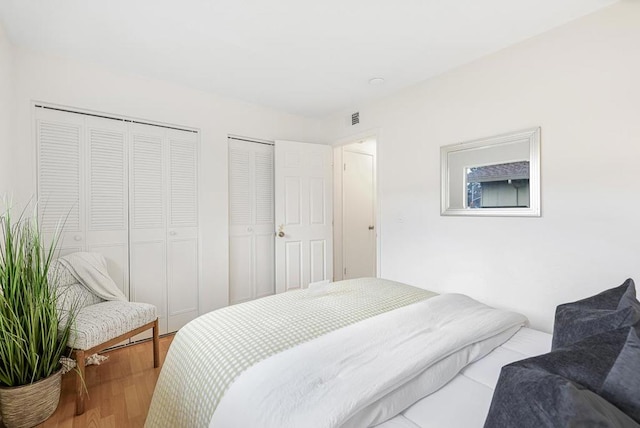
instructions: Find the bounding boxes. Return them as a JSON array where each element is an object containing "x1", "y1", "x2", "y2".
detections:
[{"x1": 351, "y1": 112, "x2": 360, "y2": 126}]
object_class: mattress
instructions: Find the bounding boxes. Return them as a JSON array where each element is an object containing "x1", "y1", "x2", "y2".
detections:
[{"x1": 377, "y1": 327, "x2": 552, "y2": 428}]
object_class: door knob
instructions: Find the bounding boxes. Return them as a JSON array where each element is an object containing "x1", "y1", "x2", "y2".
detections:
[
  {"x1": 368, "y1": 225, "x2": 375, "y2": 230},
  {"x1": 277, "y1": 224, "x2": 285, "y2": 238},
  {"x1": 278, "y1": 231, "x2": 285, "y2": 238}
]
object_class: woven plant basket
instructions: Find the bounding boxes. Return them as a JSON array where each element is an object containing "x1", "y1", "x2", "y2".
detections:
[{"x1": 0, "y1": 369, "x2": 62, "y2": 428}]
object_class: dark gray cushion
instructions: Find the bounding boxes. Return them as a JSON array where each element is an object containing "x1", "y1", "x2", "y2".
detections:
[
  {"x1": 484, "y1": 363, "x2": 639, "y2": 428},
  {"x1": 552, "y1": 278, "x2": 640, "y2": 350},
  {"x1": 601, "y1": 328, "x2": 640, "y2": 422},
  {"x1": 485, "y1": 327, "x2": 640, "y2": 427}
]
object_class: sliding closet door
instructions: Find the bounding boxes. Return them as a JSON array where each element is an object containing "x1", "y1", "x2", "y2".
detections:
[
  {"x1": 229, "y1": 139, "x2": 275, "y2": 304},
  {"x1": 166, "y1": 130, "x2": 199, "y2": 332}
]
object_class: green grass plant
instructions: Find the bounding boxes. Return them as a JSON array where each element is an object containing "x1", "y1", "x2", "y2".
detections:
[{"x1": 0, "y1": 204, "x2": 74, "y2": 387}]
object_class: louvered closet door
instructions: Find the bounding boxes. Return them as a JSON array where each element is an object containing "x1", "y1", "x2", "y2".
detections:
[
  {"x1": 229, "y1": 139, "x2": 275, "y2": 304},
  {"x1": 37, "y1": 108, "x2": 85, "y2": 254},
  {"x1": 166, "y1": 129, "x2": 199, "y2": 332},
  {"x1": 129, "y1": 123, "x2": 168, "y2": 334},
  {"x1": 253, "y1": 145, "x2": 275, "y2": 298},
  {"x1": 84, "y1": 117, "x2": 129, "y2": 297},
  {"x1": 38, "y1": 110, "x2": 130, "y2": 298},
  {"x1": 37, "y1": 108, "x2": 200, "y2": 337}
]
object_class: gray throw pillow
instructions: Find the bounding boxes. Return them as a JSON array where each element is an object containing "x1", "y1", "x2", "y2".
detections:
[
  {"x1": 485, "y1": 327, "x2": 640, "y2": 427},
  {"x1": 484, "y1": 364, "x2": 639, "y2": 428},
  {"x1": 601, "y1": 328, "x2": 640, "y2": 422},
  {"x1": 552, "y1": 278, "x2": 640, "y2": 350}
]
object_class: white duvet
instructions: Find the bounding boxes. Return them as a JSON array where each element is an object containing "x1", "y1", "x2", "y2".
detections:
[{"x1": 209, "y1": 293, "x2": 526, "y2": 428}]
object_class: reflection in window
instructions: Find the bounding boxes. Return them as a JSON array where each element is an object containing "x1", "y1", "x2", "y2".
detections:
[{"x1": 466, "y1": 161, "x2": 530, "y2": 208}]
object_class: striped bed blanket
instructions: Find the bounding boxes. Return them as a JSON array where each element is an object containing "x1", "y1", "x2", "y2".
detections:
[{"x1": 145, "y1": 278, "x2": 436, "y2": 427}]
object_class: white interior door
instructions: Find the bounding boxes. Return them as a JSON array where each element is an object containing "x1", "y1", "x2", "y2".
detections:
[
  {"x1": 343, "y1": 150, "x2": 376, "y2": 279},
  {"x1": 275, "y1": 140, "x2": 332, "y2": 293}
]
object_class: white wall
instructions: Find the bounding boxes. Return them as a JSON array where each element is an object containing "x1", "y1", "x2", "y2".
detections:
[
  {"x1": 9, "y1": 47, "x2": 323, "y2": 315},
  {"x1": 0, "y1": 21, "x2": 13, "y2": 195},
  {"x1": 321, "y1": 0, "x2": 640, "y2": 331}
]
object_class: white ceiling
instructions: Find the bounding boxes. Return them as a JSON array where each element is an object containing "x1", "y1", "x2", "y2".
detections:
[{"x1": 0, "y1": 0, "x2": 617, "y2": 118}]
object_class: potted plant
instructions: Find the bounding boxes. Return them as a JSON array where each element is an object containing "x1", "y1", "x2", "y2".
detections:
[{"x1": 0, "y1": 206, "x2": 75, "y2": 428}]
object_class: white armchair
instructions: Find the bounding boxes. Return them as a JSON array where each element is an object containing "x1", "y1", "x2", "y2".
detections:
[{"x1": 53, "y1": 256, "x2": 159, "y2": 415}]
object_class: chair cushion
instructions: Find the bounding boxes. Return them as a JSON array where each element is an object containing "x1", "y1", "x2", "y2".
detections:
[
  {"x1": 68, "y1": 301, "x2": 157, "y2": 350},
  {"x1": 552, "y1": 278, "x2": 640, "y2": 350}
]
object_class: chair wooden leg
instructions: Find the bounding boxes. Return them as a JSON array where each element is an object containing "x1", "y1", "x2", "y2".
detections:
[
  {"x1": 153, "y1": 318, "x2": 160, "y2": 368},
  {"x1": 75, "y1": 349, "x2": 86, "y2": 416}
]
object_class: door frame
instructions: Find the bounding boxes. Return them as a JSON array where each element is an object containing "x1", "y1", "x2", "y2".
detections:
[{"x1": 332, "y1": 128, "x2": 381, "y2": 281}]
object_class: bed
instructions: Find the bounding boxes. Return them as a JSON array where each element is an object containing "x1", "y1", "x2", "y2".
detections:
[
  {"x1": 145, "y1": 278, "x2": 534, "y2": 428},
  {"x1": 378, "y1": 327, "x2": 551, "y2": 428}
]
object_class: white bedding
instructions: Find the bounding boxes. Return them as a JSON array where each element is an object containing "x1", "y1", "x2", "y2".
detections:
[
  {"x1": 210, "y1": 294, "x2": 526, "y2": 428},
  {"x1": 378, "y1": 327, "x2": 552, "y2": 428}
]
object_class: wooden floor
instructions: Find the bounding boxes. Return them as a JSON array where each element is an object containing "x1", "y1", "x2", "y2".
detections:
[{"x1": 37, "y1": 335, "x2": 174, "y2": 428}]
